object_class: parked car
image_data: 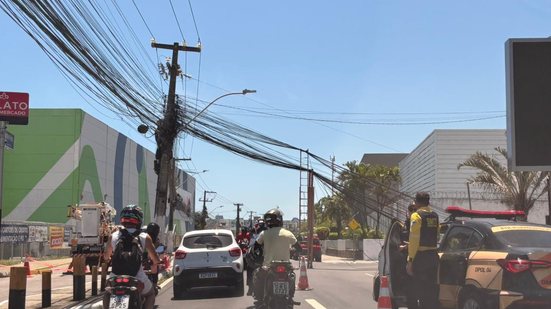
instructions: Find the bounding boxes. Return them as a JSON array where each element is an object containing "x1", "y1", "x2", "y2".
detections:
[
  {"x1": 173, "y1": 229, "x2": 244, "y2": 299},
  {"x1": 291, "y1": 236, "x2": 322, "y2": 262},
  {"x1": 373, "y1": 206, "x2": 551, "y2": 309}
]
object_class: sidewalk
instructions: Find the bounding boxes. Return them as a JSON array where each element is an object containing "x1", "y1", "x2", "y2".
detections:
[
  {"x1": 322, "y1": 254, "x2": 377, "y2": 264},
  {"x1": 0, "y1": 257, "x2": 73, "y2": 278},
  {"x1": 0, "y1": 286, "x2": 98, "y2": 309}
]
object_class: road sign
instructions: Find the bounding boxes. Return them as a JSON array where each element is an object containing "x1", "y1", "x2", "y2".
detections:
[
  {"x1": 348, "y1": 218, "x2": 360, "y2": 230},
  {"x1": 0, "y1": 92, "x2": 29, "y2": 125},
  {"x1": 4, "y1": 131, "x2": 13, "y2": 149}
]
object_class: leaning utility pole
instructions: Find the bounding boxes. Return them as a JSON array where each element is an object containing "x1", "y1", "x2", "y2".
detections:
[
  {"x1": 199, "y1": 190, "x2": 215, "y2": 229},
  {"x1": 234, "y1": 203, "x2": 243, "y2": 235},
  {"x1": 151, "y1": 42, "x2": 200, "y2": 228}
]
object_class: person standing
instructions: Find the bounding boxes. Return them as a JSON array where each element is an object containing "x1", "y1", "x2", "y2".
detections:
[{"x1": 407, "y1": 192, "x2": 440, "y2": 309}]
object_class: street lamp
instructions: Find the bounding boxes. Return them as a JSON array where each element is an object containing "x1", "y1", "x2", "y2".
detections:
[
  {"x1": 185, "y1": 169, "x2": 208, "y2": 175},
  {"x1": 186, "y1": 89, "x2": 257, "y2": 126},
  {"x1": 209, "y1": 205, "x2": 224, "y2": 216}
]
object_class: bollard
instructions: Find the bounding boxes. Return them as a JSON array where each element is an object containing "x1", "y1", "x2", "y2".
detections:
[
  {"x1": 100, "y1": 262, "x2": 107, "y2": 291},
  {"x1": 72, "y1": 256, "x2": 86, "y2": 301},
  {"x1": 9, "y1": 267, "x2": 27, "y2": 309},
  {"x1": 42, "y1": 270, "x2": 51, "y2": 308},
  {"x1": 91, "y1": 266, "x2": 98, "y2": 296}
]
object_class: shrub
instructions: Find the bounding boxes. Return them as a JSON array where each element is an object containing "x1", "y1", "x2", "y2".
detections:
[
  {"x1": 315, "y1": 227, "x2": 330, "y2": 240},
  {"x1": 366, "y1": 229, "x2": 384, "y2": 239},
  {"x1": 328, "y1": 232, "x2": 339, "y2": 240}
]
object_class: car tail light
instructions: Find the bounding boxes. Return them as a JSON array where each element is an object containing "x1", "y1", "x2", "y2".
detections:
[
  {"x1": 229, "y1": 247, "x2": 241, "y2": 257},
  {"x1": 497, "y1": 258, "x2": 551, "y2": 273},
  {"x1": 175, "y1": 250, "x2": 187, "y2": 259},
  {"x1": 275, "y1": 265, "x2": 286, "y2": 273}
]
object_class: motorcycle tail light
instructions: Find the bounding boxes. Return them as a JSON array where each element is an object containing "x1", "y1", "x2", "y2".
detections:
[
  {"x1": 115, "y1": 290, "x2": 126, "y2": 295},
  {"x1": 275, "y1": 265, "x2": 286, "y2": 273},
  {"x1": 229, "y1": 247, "x2": 242, "y2": 257},
  {"x1": 115, "y1": 278, "x2": 123, "y2": 283},
  {"x1": 175, "y1": 250, "x2": 187, "y2": 259}
]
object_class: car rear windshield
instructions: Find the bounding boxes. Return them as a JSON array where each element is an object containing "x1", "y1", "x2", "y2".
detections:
[
  {"x1": 183, "y1": 234, "x2": 233, "y2": 249},
  {"x1": 493, "y1": 226, "x2": 551, "y2": 248}
]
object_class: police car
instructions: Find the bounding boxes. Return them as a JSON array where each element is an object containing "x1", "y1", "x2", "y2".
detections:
[{"x1": 373, "y1": 206, "x2": 551, "y2": 309}]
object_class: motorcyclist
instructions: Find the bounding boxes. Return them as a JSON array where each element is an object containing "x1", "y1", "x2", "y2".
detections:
[
  {"x1": 144, "y1": 222, "x2": 163, "y2": 287},
  {"x1": 103, "y1": 205, "x2": 160, "y2": 309},
  {"x1": 245, "y1": 219, "x2": 267, "y2": 295},
  {"x1": 252, "y1": 208, "x2": 301, "y2": 302}
]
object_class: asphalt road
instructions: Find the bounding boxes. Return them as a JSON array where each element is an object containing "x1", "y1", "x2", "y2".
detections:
[{"x1": 155, "y1": 256, "x2": 382, "y2": 309}]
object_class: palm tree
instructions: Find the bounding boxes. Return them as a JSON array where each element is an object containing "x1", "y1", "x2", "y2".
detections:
[
  {"x1": 319, "y1": 195, "x2": 350, "y2": 238},
  {"x1": 458, "y1": 146, "x2": 548, "y2": 216},
  {"x1": 339, "y1": 161, "x2": 401, "y2": 235}
]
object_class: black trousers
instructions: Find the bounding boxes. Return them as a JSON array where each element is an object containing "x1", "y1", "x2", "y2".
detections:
[{"x1": 409, "y1": 250, "x2": 439, "y2": 309}]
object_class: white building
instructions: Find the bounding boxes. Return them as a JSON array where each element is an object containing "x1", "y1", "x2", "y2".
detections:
[{"x1": 399, "y1": 129, "x2": 547, "y2": 224}]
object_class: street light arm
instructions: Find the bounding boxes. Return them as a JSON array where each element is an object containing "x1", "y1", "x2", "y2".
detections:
[{"x1": 185, "y1": 89, "x2": 256, "y2": 127}]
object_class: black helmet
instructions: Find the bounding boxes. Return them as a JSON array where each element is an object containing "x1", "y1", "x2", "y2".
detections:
[
  {"x1": 264, "y1": 208, "x2": 283, "y2": 228},
  {"x1": 120, "y1": 204, "x2": 143, "y2": 227},
  {"x1": 146, "y1": 222, "x2": 160, "y2": 242}
]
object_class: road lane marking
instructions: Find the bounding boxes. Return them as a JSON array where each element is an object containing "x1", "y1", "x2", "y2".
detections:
[
  {"x1": 305, "y1": 298, "x2": 327, "y2": 309},
  {"x1": 0, "y1": 300, "x2": 7, "y2": 306},
  {"x1": 365, "y1": 273, "x2": 374, "y2": 277}
]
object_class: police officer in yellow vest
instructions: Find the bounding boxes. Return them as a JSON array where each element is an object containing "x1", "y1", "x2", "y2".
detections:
[{"x1": 406, "y1": 192, "x2": 439, "y2": 309}]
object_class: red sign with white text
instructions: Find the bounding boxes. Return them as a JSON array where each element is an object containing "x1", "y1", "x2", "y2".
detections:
[{"x1": 0, "y1": 92, "x2": 29, "y2": 125}]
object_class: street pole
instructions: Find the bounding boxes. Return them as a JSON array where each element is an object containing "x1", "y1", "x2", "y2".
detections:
[
  {"x1": 151, "y1": 42, "x2": 200, "y2": 230},
  {"x1": 234, "y1": 203, "x2": 243, "y2": 236},
  {"x1": 547, "y1": 176, "x2": 551, "y2": 225},
  {"x1": 0, "y1": 121, "x2": 6, "y2": 235},
  {"x1": 307, "y1": 170, "x2": 314, "y2": 269},
  {"x1": 247, "y1": 211, "x2": 255, "y2": 228},
  {"x1": 466, "y1": 182, "x2": 472, "y2": 210},
  {"x1": 199, "y1": 190, "x2": 215, "y2": 229}
]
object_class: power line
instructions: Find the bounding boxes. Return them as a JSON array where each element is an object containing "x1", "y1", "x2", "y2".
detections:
[
  {"x1": 187, "y1": 0, "x2": 201, "y2": 42},
  {"x1": 168, "y1": 0, "x2": 187, "y2": 43}
]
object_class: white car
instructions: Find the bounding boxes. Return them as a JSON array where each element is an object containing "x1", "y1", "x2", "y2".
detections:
[{"x1": 173, "y1": 229, "x2": 244, "y2": 298}]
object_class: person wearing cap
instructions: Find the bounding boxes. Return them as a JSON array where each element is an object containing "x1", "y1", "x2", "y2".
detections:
[{"x1": 406, "y1": 192, "x2": 440, "y2": 309}]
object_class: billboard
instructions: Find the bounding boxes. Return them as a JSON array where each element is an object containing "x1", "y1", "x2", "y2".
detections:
[
  {"x1": 0, "y1": 92, "x2": 29, "y2": 125},
  {"x1": 506, "y1": 38, "x2": 551, "y2": 171},
  {"x1": 0, "y1": 224, "x2": 29, "y2": 243},
  {"x1": 49, "y1": 226, "x2": 64, "y2": 248}
]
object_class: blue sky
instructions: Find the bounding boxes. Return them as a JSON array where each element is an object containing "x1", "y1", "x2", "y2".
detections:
[{"x1": 1, "y1": 1, "x2": 550, "y2": 220}]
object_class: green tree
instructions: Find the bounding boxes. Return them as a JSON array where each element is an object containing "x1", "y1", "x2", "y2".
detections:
[
  {"x1": 339, "y1": 161, "x2": 401, "y2": 236},
  {"x1": 458, "y1": 147, "x2": 548, "y2": 216},
  {"x1": 318, "y1": 194, "x2": 350, "y2": 238}
]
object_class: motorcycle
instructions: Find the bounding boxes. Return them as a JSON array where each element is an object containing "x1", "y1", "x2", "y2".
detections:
[
  {"x1": 105, "y1": 275, "x2": 143, "y2": 309},
  {"x1": 143, "y1": 245, "x2": 167, "y2": 295},
  {"x1": 262, "y1": 260, "x2": 300, "y2": 309}
]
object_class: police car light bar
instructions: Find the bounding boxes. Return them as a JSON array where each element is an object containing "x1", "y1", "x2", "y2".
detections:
[{"x1": 445, "y1": 206, "x2": 526, "y2": 220}]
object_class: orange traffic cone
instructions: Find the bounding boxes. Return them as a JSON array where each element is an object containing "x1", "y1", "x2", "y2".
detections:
[
  {"x1": 377, "y1": 275, "x2": 393, "y2": 309},
  {"x1": 297, "y1": 256, "x2": 310, "y2": 290},
  {"x1": 24, "y1": 256, "x2": 32, "y2": 277}
]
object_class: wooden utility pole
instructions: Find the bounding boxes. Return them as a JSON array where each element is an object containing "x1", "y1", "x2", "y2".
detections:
[
  {"x1": 151, "y1": 42, "x2": 200, "y2": 228},
  {"x1": 199, "y1": 190, "x2": 215, "y2": 229},
  {"x1": 234, "y1": 203, "x2": 243, "y2": 235},
  {"x1": 307, "y1": 170, "x2": 314, "y2": 269}
]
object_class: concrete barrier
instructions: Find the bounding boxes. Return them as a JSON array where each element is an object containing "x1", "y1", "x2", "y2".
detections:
[{"x1": 322, "y1": 239, "x2": 384, "y2": 261}]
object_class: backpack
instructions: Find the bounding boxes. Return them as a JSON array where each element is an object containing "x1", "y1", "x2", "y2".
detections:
[{"x1": 111, "y1": 229, "x2": 143, "y2": 276}]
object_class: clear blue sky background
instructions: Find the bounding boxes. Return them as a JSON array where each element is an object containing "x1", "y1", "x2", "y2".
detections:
[{"x1": 1, "y1": 1, "x2": 550, "y2": 220}]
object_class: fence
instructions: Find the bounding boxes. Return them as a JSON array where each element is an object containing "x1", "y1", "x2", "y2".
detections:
[{"x1": 0, "y1": 221, "x2": 73, "y2": 260}]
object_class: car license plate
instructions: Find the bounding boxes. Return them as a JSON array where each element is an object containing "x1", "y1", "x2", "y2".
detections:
[
  {"x1": 109, "y1": 294, "x2": 129, "y2": 309},
  {"x1": 273, "y1": 281, "x2": 289, "y2": 295},
  {"x1": 199, "y1": 272, "x2": 218, "y2": 279}
]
